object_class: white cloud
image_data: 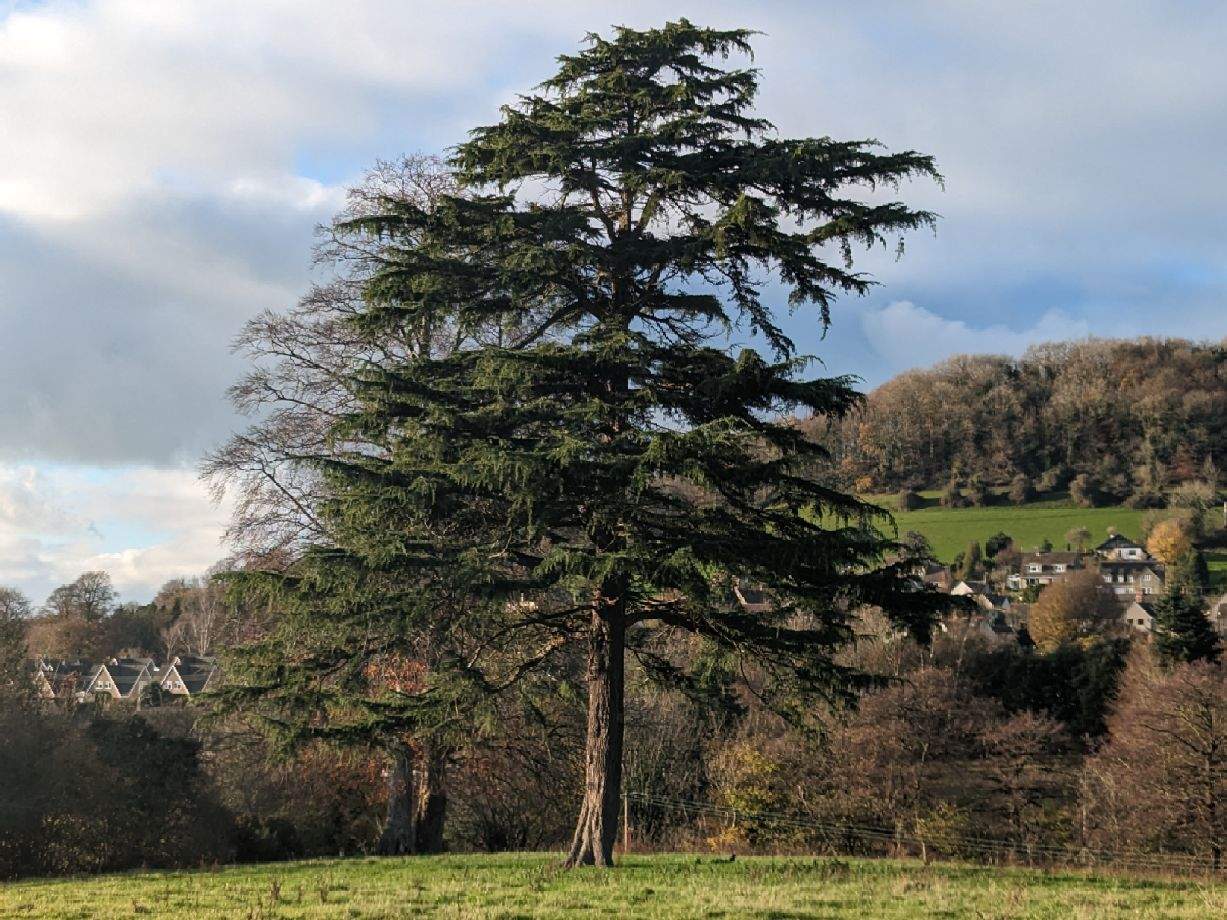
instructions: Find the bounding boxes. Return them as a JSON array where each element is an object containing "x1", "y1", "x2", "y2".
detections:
[
  {"x1": 860, "y1": 301, "x2": 1093, "y2": 371},
  {"x1": 0, "y1": 463, "x2": 229, "y2": 603}
]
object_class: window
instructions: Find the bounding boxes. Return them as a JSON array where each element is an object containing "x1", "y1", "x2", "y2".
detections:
[{"x1": 1028, "y1": 564, "x2": 1041, "y2": 573}]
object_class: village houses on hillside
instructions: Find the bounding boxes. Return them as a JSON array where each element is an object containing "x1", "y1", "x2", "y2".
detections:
[
  {"x1": 29, "y1": 655, "x2": 218, "y2": 704},
  {"x1": 924, "y1": 529, "x2": 1226, "y2": 641}
]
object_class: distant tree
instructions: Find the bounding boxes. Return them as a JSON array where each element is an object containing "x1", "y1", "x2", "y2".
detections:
[
  {"x1": 1064, "y1": 527, "x2": 1091, "y2": 553},
  {"x1": 961, "y1": 542, "x2": 983, "y2": 579},
  {"x1": 1015, "y1": 625, "x2": 1035, "y2": 651},
  {"x1": 1169, "y1": 480, "x2": 1217, "y2": 513},
  {"x1": 966, "y1": 477, "x2": 990, "y2": 507},
  {"x1": 1008, "y1": 474, "x2": 1034, "y2": 505},
  {"x1": 0, "y1": 587, "x2": 32, "y2": 622},
  {"x1": 985, "y1": 532, "x2": 1013, "y2": 559},
  {"x1": 1037, "y1": 466, "x2": 1066, "y2": 494},
  {"x1": 1146, "y1": 517, "x2": 1194, "y2": 564},
  {"x1": 979, "y1": 711, "x2": 1067, "y2": 856},
  {"x1": 1028, "y1": 569, "x2": 1112, "y2": 652},
  {"x1": 897, "y1": 489, "x2": 922, "y2": 512},
  {"x1": 1152, "y1": 582, "x2": 1220, "y2": 666},
  {"x1": 0, "y1": 588, "x2": 34, "y2": 704},
  {"x1": 940, "y1": 480, "x2": 966, "y2": 508},
  {"x1": 901, "y1": 530, "x2": 933, "y2": 561},
  {"x1": 1068, "y1": 473, "x2": 1100, "y2": 508},
  {"x1": 1084, "y1": 651, "x2": 1226, "y2": 870},
  {"x1": 1201, "y1": 455, "x2": 1220, "y2": 489},
  {"x1": 1038, "y1": 538, "x2": 1053, "y2": 553},
  {"x1": 1125, "y1": 485, "x2": 1165, "y2": 509},
  {"x1": 43, "y1": 571, "x2": 117, "y2": 622}
]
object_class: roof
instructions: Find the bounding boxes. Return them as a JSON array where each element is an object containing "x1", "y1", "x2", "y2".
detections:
[
  {"x1": 1021, "y1": 551, "x2": 1083, "y2": 566},
  {"x1": 1098, "y1": 559, "x2": 1164, "y2": 572},
  {"x1": 1097, "y1": 533, "x2": 1142, "y2": 551},
  {"x1": 162, "y1": 662, "x2": 218, "y2": 695}
]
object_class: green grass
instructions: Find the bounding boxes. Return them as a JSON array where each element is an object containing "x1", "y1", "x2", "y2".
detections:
[
  {"x1": 869, "y1": 492, "x2": 1148, "y2": 565},
  {"x1": 1, "y1": 854, "x2": 1223, "y2": 919},
  {"x1": 1205, "y1": 549, "x2": 1227, "y2": 593}
]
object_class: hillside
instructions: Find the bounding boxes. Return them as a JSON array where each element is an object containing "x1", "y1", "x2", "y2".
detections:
[
  {"x1": 875, "y1": 492, "x2": 1227, "y2": 590},
  {"x1": 1, "y1": 854, "x2": 1222, "y2": 919},
  {"x1": 807, "y1": 337, "x2": 1227, "y2": 496},
  {"x1": 881, "y1": 493, "x2": 1147, "y2": 564}
]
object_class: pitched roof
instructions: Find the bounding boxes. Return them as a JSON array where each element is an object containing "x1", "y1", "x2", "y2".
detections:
[
  {"x1": 1097, "y1": 533, "x2": 1142, "y2": 551},
  {"x1": 1020, "y1": 551, "x2": 1083, "y2": 566}
]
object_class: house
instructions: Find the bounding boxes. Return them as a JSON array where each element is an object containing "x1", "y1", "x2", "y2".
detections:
[
  {"x1": 1123, "y1": 600, "x2": 1156, "y2": 632},
  {"x1": 950, "y1": 580, "x2": 1011, "y2": 612},
  {"x1": 976, "y1": 611, "x2": 1016, "y2": 640},
  {"x1": 1006, "y1": 551, "x2": 1085, "y2": 591},
  {"x1": 159, "y1": 656, "x2": 218, "y2": 697},
  {"x1": 1097, "y1": 559, "x2": 1165, "y2": 598},
  {"x1": 917, "y1": 562, "x2": 952, "y2": 592},
  {"x1": 1096, "y1": 533, "x2": 1147, "y2": 561},
  {"x1": 81, "y1": 657, "x2": 159, "y2": 701},
  {"x1": 28, "y1": 658, "x2": 95, "y2": 700}
]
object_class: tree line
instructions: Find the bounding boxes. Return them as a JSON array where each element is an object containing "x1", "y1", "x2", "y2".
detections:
[{"x1": 809, "y1": 339, "x2": 1227, "y2": 496}]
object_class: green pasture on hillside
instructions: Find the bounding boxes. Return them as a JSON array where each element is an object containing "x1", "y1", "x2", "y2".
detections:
[
  {"x1": 2, "y1": 853, "x2": 1223, "y2": 919},
  {"x1": 881, "y1": 499, "x2": 1148, "y2": 565}
]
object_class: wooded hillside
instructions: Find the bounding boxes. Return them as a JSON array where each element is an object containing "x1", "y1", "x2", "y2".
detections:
[{"x1": 811, "y1": 338, "x2": 1227, "y2": 493}]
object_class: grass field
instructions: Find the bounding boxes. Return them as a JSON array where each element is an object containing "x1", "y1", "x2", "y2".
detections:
[
  {"x1": 880, "y1": 495, "x2": 1148, "y2": 565},
  {"x1": 2, "y1": 854, "x2": 1224, "y2": 919}
]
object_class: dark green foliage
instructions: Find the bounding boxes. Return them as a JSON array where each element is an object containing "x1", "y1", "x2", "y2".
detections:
[
  {"x1": 961, "y1": 542, "x2": 982, "y2": 579},
  {"x1": 1015, "y1": 625, "x2": 1035, "y2": 651},
  {"x1": 961, "y1": 639, "x2": 1129, "y2": 740},
  {"x1": 984, "y1": 532, "x2": 1013, "y2": 559},
  {"x1": 0, "y1": 709, "x2": 231, "y2": 879},
  {"x1": 1152, "y1": 583, "x2": 1221, "y2": 666}
]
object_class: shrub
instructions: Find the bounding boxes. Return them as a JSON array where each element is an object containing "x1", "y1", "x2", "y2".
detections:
[
  {"x1": 1125, "y1": 488, "x2": 1165, "y2": 509},
  {"x1": 940, "y1": 480, "x2": 967, "y2": 508},
  {"x1": 1008, "y1": 473, "x2": 1034, "y2": 505},
  {"x1": 1068, "y1": 473, "x2": 1101, "y2": 508},
  {"x1": 966, "y1": 477, "x2": 990, "y2": 507},
  {"x1": 897, "y1": 489, "x2": 922, "y2": 511},
  {"x1": 1037, "y1": 466, "x2": 1066, "y2": 493},
  {"x1": 1169, "y1": 480, "x2": 1217, "y2": 511}
]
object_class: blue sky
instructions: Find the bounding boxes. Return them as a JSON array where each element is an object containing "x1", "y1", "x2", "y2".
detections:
[{"x1": 1, "y1": 1, "x2": 1226, "y2": 602}]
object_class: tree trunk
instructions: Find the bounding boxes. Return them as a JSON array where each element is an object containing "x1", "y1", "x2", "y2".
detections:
[
  {"x1": 565, "y1": 601, "x2": 626, "y2": 867},
  {"x1": 414, "y1": 744, "x2": 449, "y2": 855},
  {"x1": 377, "y1": 744, "x2": 418, "y2": 855}
]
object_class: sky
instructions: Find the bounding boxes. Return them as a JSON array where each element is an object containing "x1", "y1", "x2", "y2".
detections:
[{"x1": 2, "y1": 0, "x2": 1226, "y2": 603}]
